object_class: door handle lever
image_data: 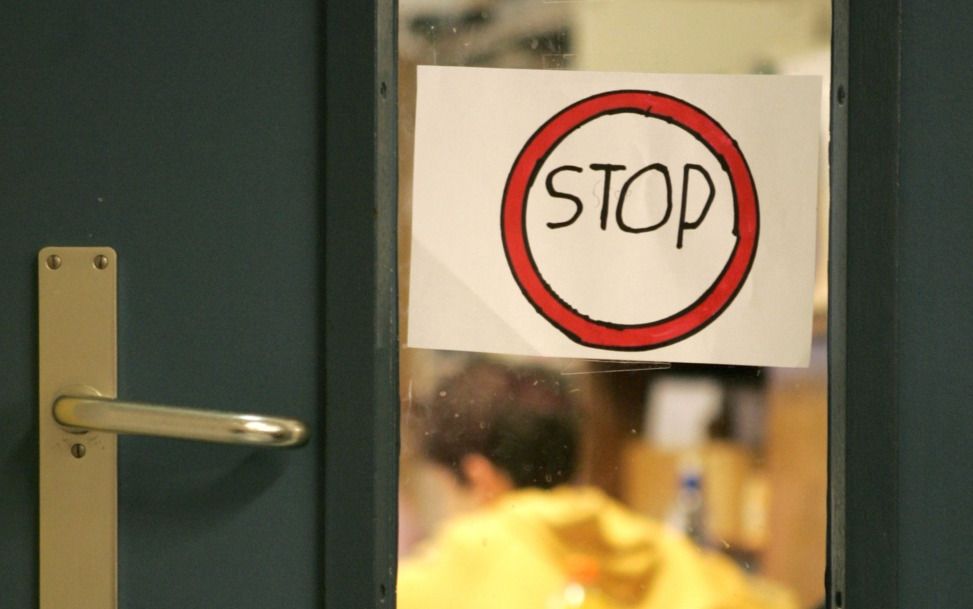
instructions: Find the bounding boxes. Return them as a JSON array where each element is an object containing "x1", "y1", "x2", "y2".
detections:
[
  {"x1": 38, "y1": 246, "x2": 312, "y2": 609},
  {"x1": 53, "y1": 394, "x2": 309, "y2": 448}
]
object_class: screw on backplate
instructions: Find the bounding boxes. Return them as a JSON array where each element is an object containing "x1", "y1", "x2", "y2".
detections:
[
  {"x1": 93, "y1": 254, "x2": 109, "y2": 269},
  {"x1": 70, "y1": 444, "x2": 86, "y2": 459},
  {"x1": 46, "y1": 255, "x2": 62, "y2": 270}
]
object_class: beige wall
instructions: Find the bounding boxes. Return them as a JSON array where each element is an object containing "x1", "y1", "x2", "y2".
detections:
[{"x1": 574, "y1": 0, "x2": 829, "y2": 74}]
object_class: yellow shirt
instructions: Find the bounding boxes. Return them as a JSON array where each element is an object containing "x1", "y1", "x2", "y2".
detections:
[{"x1": 398, "y1": 487, "x2": 796, "y2": 609}]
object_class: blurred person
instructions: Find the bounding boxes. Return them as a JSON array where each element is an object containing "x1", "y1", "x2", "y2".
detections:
[{"x1": 397, "y1": 358, "x2": 797, "y2": 609}]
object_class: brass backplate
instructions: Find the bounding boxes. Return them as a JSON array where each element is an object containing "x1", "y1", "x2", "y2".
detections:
[{"x1": 38, "y1": 247, "x2": 117, "y2": 609}]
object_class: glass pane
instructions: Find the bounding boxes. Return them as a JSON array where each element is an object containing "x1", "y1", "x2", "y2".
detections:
[{"x1": 398, "y1": 2, "x2": 830, "y2": 608}]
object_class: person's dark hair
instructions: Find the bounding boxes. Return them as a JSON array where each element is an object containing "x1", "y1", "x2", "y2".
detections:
[{"x1": 419, "y1": 358, "x2": 579, "y2": 489}]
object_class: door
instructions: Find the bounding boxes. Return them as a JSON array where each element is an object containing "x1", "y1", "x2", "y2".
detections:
[{"x1": 0, "y1": 2, "x2": 396, "y2": 608}]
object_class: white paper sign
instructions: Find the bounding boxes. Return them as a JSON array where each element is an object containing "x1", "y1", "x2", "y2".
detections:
[{"x1": 407, "y1": 66, "x2": 821, "y2": 367}]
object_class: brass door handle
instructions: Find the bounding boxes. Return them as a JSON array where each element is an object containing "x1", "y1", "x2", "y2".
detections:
[
  {"x1": 53, "y1": 394, "x2": 309, "y2": 448},
  {"x1": 38, "y1": 246, "x2": 312, "y2": 609}
]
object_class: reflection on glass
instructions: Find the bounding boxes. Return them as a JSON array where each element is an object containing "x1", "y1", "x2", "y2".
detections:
[{"x1": 398, "y1": 2, "x2": 829, "y2": 609}]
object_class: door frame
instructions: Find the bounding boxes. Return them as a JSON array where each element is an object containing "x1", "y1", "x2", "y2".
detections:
[
  {"x1": 322, "y1": 0, "x2": 399, "y2": 607},
  {"x1": 829, "y1": 0, "x2": 900, "y2": 608}
]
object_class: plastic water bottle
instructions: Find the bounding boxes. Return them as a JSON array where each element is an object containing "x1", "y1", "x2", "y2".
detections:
[{"x1": 667, "y1": 464, "x2": 707, "y2": 546}]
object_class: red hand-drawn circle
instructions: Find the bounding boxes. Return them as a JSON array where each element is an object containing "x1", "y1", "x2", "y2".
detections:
[{"x1": 501, "y1": 90, "x2": 759, "y2": 350}]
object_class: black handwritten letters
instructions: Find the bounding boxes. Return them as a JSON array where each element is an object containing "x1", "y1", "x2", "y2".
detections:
[{"x1": 544, "y1": 162, "x2": 717, "y2": 249}]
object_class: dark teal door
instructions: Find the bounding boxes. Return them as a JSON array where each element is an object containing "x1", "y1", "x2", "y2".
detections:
[{"x1": 0, "y1": 2, "x2": 396, "y2": 608}]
